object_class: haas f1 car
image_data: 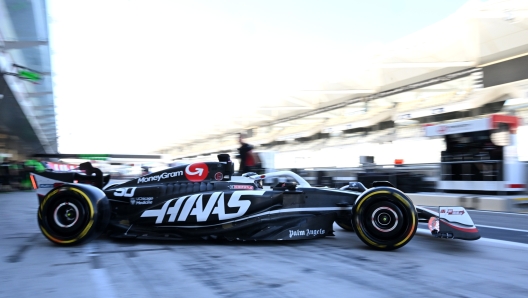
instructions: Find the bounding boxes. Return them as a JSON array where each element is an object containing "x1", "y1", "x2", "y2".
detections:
[{"x1": 31, "y1": 154, "x2": 480, "y2": 251}]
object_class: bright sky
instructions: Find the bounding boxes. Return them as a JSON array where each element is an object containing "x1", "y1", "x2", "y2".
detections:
[{"x1": 48, "y1": 0, "x2": 470, "y2": 154}]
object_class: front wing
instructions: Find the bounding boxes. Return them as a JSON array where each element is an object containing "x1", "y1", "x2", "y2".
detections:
[{"x1": 416, "y1": 206, "x2": 480, "y2": 240}]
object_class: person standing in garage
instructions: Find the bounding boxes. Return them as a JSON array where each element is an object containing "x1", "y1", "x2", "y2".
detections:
[{"x1": 236, "y1": 133, "x2": 259, "y2": 175}]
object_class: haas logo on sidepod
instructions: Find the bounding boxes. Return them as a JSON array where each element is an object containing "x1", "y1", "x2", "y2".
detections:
[
  {"x1": 140, "y1": 191, "x2": 265, "y2": 223},
  {"x1": 185, "y1": 163, "x2": 209, "y2": 182}
]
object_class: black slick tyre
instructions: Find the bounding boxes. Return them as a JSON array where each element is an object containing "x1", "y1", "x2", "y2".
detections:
[
  {"x1": 352, "y1": 187, "x2": 417, "y2": 251},
  {"x1": 37, "y1": 184, "x2": 110, "y2": 246},
  {"x1": 335, "y1": 219, "x2": 354, "y2": 232}
]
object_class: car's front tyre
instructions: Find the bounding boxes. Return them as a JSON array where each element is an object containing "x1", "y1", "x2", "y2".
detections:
[{"x1": 352, "y1": 187, "x2": 417, "y2": 250}]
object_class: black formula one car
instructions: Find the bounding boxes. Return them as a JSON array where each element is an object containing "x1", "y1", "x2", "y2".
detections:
[{"x1": 30, "y1": 154, "x2": 480, "y2": 251}]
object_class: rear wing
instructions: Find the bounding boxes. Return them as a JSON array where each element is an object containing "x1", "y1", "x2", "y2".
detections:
[{"x1": 31, "y1": 169, "x2": 111, "y2": 203}]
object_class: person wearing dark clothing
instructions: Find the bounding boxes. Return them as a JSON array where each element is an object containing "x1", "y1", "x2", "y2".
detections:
[
  {"x1": 0, "y1": 158, "x2": 13, "y2": 190},
  {"x1": 237, "y1": 134, "x2": 256, "y2": 175}
]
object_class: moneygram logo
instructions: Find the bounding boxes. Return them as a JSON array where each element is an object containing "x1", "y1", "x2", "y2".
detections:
[{"x1": 137, "y1": 171, "x2": 184, "y2": 183}]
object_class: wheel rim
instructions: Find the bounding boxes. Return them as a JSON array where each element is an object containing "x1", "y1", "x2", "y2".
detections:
[
  {"x1": 45, "y1": 194, "x2": 90, "y2": 238},
  {"x1": 371, "y1": 206, "x2": 398, "y2": 232},
  {"x1": 359, "y1": 198, "x2": 407, "y2": 241},
  {"x1": 53, "y1": 202, "x2": 80, "y2": 228}
]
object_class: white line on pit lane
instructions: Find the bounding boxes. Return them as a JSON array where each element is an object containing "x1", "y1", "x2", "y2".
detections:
[
  {"x1": 475, "y1": 225, "x2": 528, "y2": 233},
  {"x1": 466, "y1": 210, "x2": 528, "y2": 216},
  {"x1": 417, "y1": 228, "x2": 528, "y2": 249}
]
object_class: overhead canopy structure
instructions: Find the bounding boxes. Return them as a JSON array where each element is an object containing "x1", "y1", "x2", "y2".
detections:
[
  {"x1": 164, "y1": 0, "x2": 528, "y2": 159},
  {"x1": 0, "y1": 0, "x2": 57, "y2": 157}
]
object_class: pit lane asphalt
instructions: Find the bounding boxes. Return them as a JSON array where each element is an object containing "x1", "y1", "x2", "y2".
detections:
[{"x1": 1, "y1": 190, "x2": 528, "y2": 298}]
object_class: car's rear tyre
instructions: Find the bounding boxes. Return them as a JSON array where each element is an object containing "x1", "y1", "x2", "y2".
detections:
[
  {"x1": 352, "y1": 187, "x2": 417, "y2": 250},
  {"x1": 38, "y1": 184, "x2": 110, "y2": 246},
  {"x1": 335, "y1": 219, "x2": 354, "y2": 232}
]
